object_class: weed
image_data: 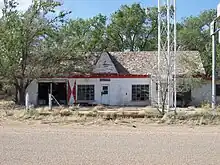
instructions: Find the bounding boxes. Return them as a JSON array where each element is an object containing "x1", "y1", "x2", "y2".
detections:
[
  {"x1": 59, "y1": 109, "x2": 73, "y2": 116},
  {"x1": 201, "y1": 100, "x2": 211, "y2": 109}
]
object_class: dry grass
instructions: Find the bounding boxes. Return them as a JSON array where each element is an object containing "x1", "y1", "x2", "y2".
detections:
[{"x1": 1, "y1": 100, "x2": 220, "y2": 126}]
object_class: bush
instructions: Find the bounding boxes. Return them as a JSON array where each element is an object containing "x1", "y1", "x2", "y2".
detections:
[
  {"x1": 23, "y1": 109, "x2": 39, "y2": 119},
  {"x1": 201, "y1": 100, "x2": 211, "y2": 109},
  {"x1": 59, "y1": 109, "x2": 73, "y2": 116}
]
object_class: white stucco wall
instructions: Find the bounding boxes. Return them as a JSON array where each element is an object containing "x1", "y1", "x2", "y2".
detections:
[
  {"x1": 68, "y1": 77, "x2": 151, "y2": 106},
  {"x1": 27, "y1": 77, "x2": 152, "y2": 106},
  {"x1": 149, "y1": 79, "x2": 174, "y2": 107},
  {"x1": 150, "y1": 78, "x2": 208, "y2": 107},
  {"x1": 27, "y1": 78, "x2": 218, "y2": 107},
  {"x1": 191, "y1": 81, "x2": 220, "y2": 106},
  {"x1": 26, "y1": 79, "x2": 38, "y2": 105},
  {"x1": 151, "y1": 80, "x2": 220, "y2": 107}
]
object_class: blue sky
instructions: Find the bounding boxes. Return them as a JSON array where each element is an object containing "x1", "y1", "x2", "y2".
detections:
[
  {"x1": 61, "y1": 0, "x2": 219, "y2": 21},
  {"x1": 0, "y1": 0, "x2": 218, "y2": 21}
]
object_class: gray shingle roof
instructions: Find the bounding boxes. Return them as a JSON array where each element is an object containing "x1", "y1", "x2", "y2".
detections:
[{"x1": 88, "y1": 51, "x2": 205, "y2": 75}]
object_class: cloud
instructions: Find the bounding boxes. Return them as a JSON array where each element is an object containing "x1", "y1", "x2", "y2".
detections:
[
  {"x1": 0, "y1": 0, "x2": 32, "y2": 16},
  {"x1": 0, "y1": 0, "x2": 65, "y2": 17},
  {"x1": 16, "y1": 0, "x2": 32, "y2": 11}
]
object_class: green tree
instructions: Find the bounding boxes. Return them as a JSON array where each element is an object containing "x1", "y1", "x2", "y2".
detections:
[
  {"x1": 178, "y1": 9, "x2": 217, "y2": 75},
  {"x1": 107, "y1": 3, "x2": 146, "y2": 51},
  {"x1": 61, "y1": 14, "x2": 107, "y2": 53},
  {"x1": 106, "y1": 3, "x2": 169, "y2": 51},
  {"x1": 0, "y1": 0, "x2": 69, "y2": 104}
]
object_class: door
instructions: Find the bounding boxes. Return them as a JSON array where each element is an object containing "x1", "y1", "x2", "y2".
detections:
[
  {"x1": 52, "y1": 82, "x2": 67, "y2": 105},
  {"x1": 38, "y1": 83, "x2": 50, "y2": 105},
  {"x1": 101, "y1": 85, "x2": 110, "y2": 105}
]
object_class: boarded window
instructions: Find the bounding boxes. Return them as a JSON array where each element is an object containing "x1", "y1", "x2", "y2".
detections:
[
  {"x1": 132, "y1": 85, "x2": 149, "y2": 101},
  {"x1": 77, "y1": 85, "x2": 95, "y2": 101},
  {"x1": 216, "y1": 84, "x2": 220, "y2": 96}
]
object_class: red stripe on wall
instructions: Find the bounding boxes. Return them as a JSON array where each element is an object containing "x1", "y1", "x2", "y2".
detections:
[
  {"x1": 67, "y1": 80, "x2": 71, "y2": 104},
  {"x1": 41, "y1": 74, "x2": 150, "y2": 79}
]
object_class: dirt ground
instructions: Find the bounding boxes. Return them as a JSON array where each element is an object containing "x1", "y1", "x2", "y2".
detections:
[
  {"x1": 1, "y1": 101, "x2": 220, "y2": 164},
  {"x1": 1, "y1": 122, "x2": 220, "y2": 165}
]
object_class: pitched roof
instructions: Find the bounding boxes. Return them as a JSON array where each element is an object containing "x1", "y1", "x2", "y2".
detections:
[{"x1": 89, "y1": 51, "x2": 205, "y2": 75}]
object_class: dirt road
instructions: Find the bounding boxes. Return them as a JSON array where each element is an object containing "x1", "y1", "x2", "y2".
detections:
[{"x1": 1, "y1": 123, "x2": 220, "y2": 165}]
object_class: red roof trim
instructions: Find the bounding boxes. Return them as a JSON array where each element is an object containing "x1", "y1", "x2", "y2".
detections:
[
  {"x1": 41, "y1": 74, "x2": 150, "y2": 79},
  {"x1": 41, "y1": 73, "x2": 212, "y2": 80}
]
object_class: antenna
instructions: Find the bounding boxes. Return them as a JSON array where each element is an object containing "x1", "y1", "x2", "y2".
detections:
[{"x1": 158, "y1": 0, "x2": 177, "y2": 111}]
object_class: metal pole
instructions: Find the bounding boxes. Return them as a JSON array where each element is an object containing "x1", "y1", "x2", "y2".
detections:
[
  {"x1": 173, "y1": 0, "x2": 177, "y2": 110},
  {"x1": 49, "y1": 83, "x2": 53, "y2": 110},
  {"x1": 167, "y1": 0, "x2": 170, "y2": 111},
  {"x1": 211, "y1": 21, "x2": 216, "y2": 111},
  {"x1": 158, "y1": 0, "x2": 161, "y2": 109},
  {"x1": 25, "y1": 92, "x2": 29, "y2": 110},
  {"x1": 49, "y1": 93, "x2": 52, "y2": 110}
]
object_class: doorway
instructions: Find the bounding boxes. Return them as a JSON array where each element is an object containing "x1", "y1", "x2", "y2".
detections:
[
  {"x1": 38, "y1": 83, "x2": 50, "y2": 105},
  {"x1": 52, "y1": 82, "x2": 67, "y2": 105},
  {"x1": 38, "y1": 82, "x2": 67, "y2": 106},
  {"x1": 176, "y1": 90, "x2": 192, "y2": 107},
  {"x1": 101, "y1": 84, "x2": 110, "y2": 105}
]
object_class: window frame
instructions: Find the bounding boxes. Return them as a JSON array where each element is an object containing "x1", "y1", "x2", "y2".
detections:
[
  {"x1": 77, "y1": 85, "x2": 95, "y2": 101},
  {"x1": 131, "y1": 84, "x2": 149, "y2": 101},
  {"x1": 102, "y1": 85, "x2": 109, "y2": 95}
]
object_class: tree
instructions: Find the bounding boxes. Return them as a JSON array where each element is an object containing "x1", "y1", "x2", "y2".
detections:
[
  {"x1": 178, "y1": 9, "x2": 217, "y2": 75},
  {"x1": 106, "y1": 4, "x2": 171, "y2": 52},
  {"x1": 106, "y1": 4, "x2": 153, "y2": 51},
  {"x1": 46, "y1": 14, "x2": 108, "y2": 75},
  {"x1": 0, "y1": 0, "x2": 69, "y2": 104},
  {"x1": 61, "y1": 14, "x2": 107, "y2": 53}
]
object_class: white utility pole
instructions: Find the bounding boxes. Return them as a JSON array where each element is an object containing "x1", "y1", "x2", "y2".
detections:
[
  {"x1": 167, "y1": 0, "x2": 170, "y2": 111},
  {"x1": 211, "y1": 21, "x2": 216, "y2": 111},
  {"x1": 173, "y1": 0, "x2": 177, "y2": 111},
  {"x1": 210, "y1": 2, "x2": 220, "y2": 112},
  {"x1": 158, "y1": 0, "x2": 161, "y2": 109}
]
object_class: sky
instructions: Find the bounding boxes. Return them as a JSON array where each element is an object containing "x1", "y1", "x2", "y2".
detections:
[
  {"x1": 66, "y1": 0, "x2": 219, "y2": 21},
  {"x1": 0, "y1": 0, "x2": 219, "y2": 21}
]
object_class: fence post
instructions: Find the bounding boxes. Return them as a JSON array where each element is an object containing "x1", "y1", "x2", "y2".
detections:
[{"x1": 25, "y1": 93, "x2": 29, "y2": 110}]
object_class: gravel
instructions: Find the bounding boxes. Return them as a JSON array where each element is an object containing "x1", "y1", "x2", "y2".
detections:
[{"x1": 1, "y1": 124, "x2": 220, "y2": 165}]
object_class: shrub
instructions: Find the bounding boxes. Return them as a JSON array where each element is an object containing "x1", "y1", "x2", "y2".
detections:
[
  {"x1": 201, "y1": 100, "x2": 211, "y2": 109},
  {"x1": 59, "y1": 109, "x2": 73, "y2": 116}
]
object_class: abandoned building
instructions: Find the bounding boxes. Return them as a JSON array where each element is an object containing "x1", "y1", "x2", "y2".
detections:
[{"x1": 25, "y1": 51, "x2": 213, "y2": 107}]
